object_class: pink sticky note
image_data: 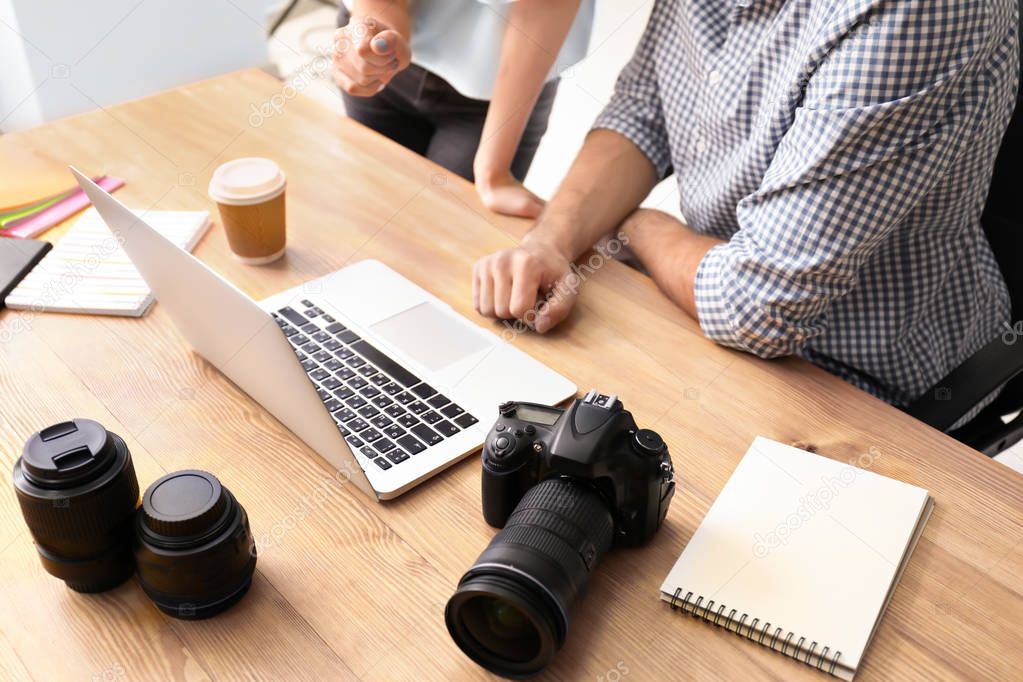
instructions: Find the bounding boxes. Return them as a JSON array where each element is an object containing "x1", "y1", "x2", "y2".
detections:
[{"x1": 1, "y1": 176, "x2": 125, "y2": 238}]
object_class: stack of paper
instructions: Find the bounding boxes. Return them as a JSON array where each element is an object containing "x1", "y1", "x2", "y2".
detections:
[{"x1": 5, "y1": 207, "x2": 210, "y2": 317}]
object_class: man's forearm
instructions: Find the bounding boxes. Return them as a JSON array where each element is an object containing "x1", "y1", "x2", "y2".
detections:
[
  {"x1": 525, "y1": 129, "x2": 658, "y2": 260},
  {"x1": 621, "y1": 209, "x2": 722, "y2": 318}
]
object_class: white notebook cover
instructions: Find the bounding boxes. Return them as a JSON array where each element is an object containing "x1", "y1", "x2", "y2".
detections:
[
  {"x1": 6, "y1": 207, "x2": 210, "y2": 317},
  {"x1": 660, "y1": 437, "x2": 932, "y2": 680}
]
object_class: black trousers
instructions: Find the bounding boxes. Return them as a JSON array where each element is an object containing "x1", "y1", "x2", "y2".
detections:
[{"x1": 338, "y1": 7, "x2": 558, "y2": 182}]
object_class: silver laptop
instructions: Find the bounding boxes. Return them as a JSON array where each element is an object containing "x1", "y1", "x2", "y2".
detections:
[{"x1": 71, "y1": 168, "x2": 575, "y2": 500}]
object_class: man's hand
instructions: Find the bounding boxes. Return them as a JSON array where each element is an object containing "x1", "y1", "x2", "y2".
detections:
[
  {"x1": 472, "y1": 235, "x2": 577, "y2": 333},
  {"x1": 332, "y1": 16, "x2": 410, "y2": 96},
  {"x1": 469, "y1": 129, "x2": 661, "y2": 335},
  {"x1": 474, "y1": 168, "x2": 545, "y2": 219}
]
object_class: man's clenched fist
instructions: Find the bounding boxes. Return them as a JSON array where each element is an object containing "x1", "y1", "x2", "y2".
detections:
[{"x1": 472, "y1": 237, "x2": 578, "y2": 334}]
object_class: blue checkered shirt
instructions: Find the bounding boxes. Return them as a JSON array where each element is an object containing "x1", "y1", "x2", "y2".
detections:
[{"x1": 594, "y1": 0, "x2": 1018, "y2": 408}]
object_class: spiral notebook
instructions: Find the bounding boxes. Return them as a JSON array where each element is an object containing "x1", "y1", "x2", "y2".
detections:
[
  {"x1": 660, "y1": 437, "x2": 933, "y2": 680},
  {"x1": 5, "y1": 207, "x2": 209, "y2": 317}
]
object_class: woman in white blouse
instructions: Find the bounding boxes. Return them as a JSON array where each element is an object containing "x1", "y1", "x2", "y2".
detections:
[{"x1": 333, "y1": 0, "x2": 593, "y2": 218}]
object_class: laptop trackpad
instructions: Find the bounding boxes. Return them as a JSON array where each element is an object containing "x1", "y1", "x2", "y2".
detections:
[{"x1": 371, "y1": 301, "x2": 490, "y2": 372}]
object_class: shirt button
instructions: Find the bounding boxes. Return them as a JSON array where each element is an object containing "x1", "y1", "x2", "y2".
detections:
[
  {"x1": 707, "y1": 69, "x2": 722, "y2": 86},
  {"x1": 696, "y1": 139, "x2": 709, "y2": 154}
]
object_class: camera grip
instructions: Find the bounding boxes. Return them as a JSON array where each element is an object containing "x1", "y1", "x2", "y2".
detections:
[{"x1": 481, "y1": 463, "x2": 532, "y2": 528}]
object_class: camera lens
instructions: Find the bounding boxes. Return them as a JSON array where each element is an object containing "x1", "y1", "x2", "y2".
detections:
[
  {"x1": 134, "y1": 470, "x2": 257, "y2": 619},
  {"x1": 12, "y1": 419, "x2": 140, "y2": 592},
  {"x1": 446, "y1": 478, "x2": 614, "y2": 678}
]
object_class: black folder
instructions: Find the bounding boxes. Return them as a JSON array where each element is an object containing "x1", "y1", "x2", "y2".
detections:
[{"x1": 0, "y1": 238, "x2": 51, "y2": 309}]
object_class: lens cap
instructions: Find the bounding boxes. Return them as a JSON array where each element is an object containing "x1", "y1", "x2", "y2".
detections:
[
  {"x1": 13, "y1": 419, "x2": 139, "y2": 592},
  {"x1": 141, "y1": 471, "x2": 229, "y2": 542},
  {"x1": 135, "y1": 470, "x2": 257, "y2": 619},
  {"x1": 20, "y1": 419, "x2": 118, "y2": 488}
]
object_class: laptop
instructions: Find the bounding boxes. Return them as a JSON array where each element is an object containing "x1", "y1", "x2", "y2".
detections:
[{"x1": 70, "y1": 168, "x2": 576, "y2": 500}]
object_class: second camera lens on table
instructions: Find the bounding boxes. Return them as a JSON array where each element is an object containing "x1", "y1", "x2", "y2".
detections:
[{"x1": 134, "y1": 469, "x2": 257, "y2": 619}]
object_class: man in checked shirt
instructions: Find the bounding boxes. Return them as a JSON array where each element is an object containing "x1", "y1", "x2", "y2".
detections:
[{"x1": 472, "y1": 0, "x2": 1019, "y2": 411}]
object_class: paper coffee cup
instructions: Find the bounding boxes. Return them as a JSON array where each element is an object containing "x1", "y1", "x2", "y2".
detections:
[{"x1": 208, "y1": 158, "x2": 287, "y2": 265}]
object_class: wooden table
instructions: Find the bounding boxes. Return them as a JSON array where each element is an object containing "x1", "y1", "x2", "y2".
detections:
[{"x1": 1, "y1": 69, "x2": 1020, "y2": 682}]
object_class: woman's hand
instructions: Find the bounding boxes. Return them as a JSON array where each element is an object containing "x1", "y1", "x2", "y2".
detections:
[
  {"x1": 332, "y1": 16, "x2": 411, "y2": 96},
  {"x1": 475, "y1": 167, "x2": 545, "y2": 219}
]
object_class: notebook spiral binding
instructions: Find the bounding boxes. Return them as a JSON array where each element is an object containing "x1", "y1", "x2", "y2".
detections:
[{"x1": 670, "y1": 587, "x2": 843, "y2": 677}]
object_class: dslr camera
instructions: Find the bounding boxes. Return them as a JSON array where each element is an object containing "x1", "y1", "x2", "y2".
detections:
[{"x1": 445, "y1": 390, "x2": 676, "y2": 678}]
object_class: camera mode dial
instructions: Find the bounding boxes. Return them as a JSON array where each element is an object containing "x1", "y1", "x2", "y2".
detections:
[{"x1": 632, "y1": 429, "x2": 665, "y2": 456}]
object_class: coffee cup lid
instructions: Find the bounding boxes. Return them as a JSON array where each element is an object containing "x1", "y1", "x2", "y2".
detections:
[{"x1": 208, "y1": 157, "x2": 286, "y2": 206}]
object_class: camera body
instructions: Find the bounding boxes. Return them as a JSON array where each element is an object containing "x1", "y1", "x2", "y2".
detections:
[
  {"x1": 447, "y1": 391, "x2": 677, "y2": 677},
  {"x1": 481, "y1": 390, "x2": 675, "y2": 546}
]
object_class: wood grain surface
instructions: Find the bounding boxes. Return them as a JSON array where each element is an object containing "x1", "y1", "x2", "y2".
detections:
[{"x1": 1, "y1": 69, "x2": 1020, "y2": 681}]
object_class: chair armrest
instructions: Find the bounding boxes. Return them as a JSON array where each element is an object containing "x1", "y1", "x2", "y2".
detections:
[{"x1": 906, "y1": 329, "x2": 1023, "y2": 431}]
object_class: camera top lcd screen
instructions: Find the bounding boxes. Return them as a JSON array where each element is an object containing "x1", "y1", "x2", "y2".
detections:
[{"x1": 516, "y1": 405, "x2": 561, "y2": 426}]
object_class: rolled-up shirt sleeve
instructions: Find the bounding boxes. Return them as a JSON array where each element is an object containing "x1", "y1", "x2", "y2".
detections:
[
  {"x1": 695, "y1": 1, "x2": 1007, "y2": 358},
  {"x1": 591, "y1": 2, "x2": 673, "y2": 179}
]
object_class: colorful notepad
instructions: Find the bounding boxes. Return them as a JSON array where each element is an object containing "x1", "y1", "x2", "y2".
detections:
[
  {"x1": 660, "y1": 437, "x2": 933, "y2": 680},
  {"x1": 5, "y1": 207, "x2": 210, "y2": 317},
  {"x1": 0, "y1": 176, "x2": 124, "y2": 238}
]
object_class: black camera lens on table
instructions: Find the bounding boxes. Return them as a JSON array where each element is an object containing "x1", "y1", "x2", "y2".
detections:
[
  {"x1": 12, "y1": 419, "x2": 256, "y2": 620},
  {"x1": 135, "y1": 469, "x2": 257, "y2": 620},
  {"x1": 446, "y1": 390, "x2": 676, "y2": 679},
  {"x1": 12, "y1": 419, "x2": 140, "y2": 593}
]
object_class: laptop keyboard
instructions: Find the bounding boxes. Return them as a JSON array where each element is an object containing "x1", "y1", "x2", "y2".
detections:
[{"x1": 272, "y1": 300, "x2": 479, "y2": 472}]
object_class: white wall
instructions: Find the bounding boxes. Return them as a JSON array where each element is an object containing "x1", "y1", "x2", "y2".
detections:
[{"x1": 0, "y1": 0, "x2": 271, "y2": 132}]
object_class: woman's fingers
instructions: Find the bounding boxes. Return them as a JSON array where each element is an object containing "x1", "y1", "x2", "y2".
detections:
[
  {"x1": 331, "y1": 63, "x2": 383, "y2": 96},
  {"x1": 481, "y1": 184, "x2": 545, "y2": 218},
  {"x1": 333, "y1": 22, "x2": 401, "y2": 96}
]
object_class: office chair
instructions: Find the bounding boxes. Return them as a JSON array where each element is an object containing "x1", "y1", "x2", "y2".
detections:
[{"x1": 906, "y1": 12, "x2": 1023, "y2": 456}]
